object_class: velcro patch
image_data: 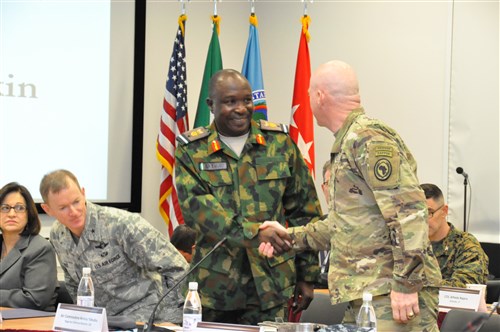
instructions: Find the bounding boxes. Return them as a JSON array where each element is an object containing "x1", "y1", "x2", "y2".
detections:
[{"x1": 367, "y1": 142, "x2": 400, "y2": 189}]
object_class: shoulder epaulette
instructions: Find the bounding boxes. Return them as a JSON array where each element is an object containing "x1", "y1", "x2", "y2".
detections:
[
  {"x1": 176, "y1": 127, "x2": 210, "y2": 145},
  {"x1": 259, "y1": 119, "x2": 289, "y2": 134}
]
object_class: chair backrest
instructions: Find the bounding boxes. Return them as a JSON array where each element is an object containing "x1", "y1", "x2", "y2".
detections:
[
  {"x1": 486, "y1": 279, "x2": 500, "y2": 304},
  {"x1": 56, "y1": 280, "x2": 74, "y2": 306},
  {"x1": 480, "y1": 242, "x2": 500, "y2": 279},
  {"x1": 299, "y1": 292, "x2": 348, "y2": 325},
  {"x1": 440, "y1": 309, "x2": 500, "y2": 332}
]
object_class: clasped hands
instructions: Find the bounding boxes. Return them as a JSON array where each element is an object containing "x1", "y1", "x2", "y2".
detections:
[{"x1": 257, "y1": 221, "x2": 293, "y2": 256}]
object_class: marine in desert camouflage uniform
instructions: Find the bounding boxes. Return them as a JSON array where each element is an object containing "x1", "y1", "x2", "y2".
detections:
[
  {"x1": 421, "y1": 183, "x2": 489, "y2": 288},
  {"x1": 40, "y1": 170, "x2": 188, "y2": 323},
  {"x1": 260, "y1": 60, "x2": 442, "y2": 332},
  {"x1": 175, "y1": 69, "x2": 322, "y2": 325}
]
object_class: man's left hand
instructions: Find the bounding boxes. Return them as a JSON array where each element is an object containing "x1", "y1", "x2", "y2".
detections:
[
  {"x1": 390, "y1": 290, "x2": 420, "y2": 323},
  {"x1": 291, "y1": 281, "x2": 315, "y2": 314}
]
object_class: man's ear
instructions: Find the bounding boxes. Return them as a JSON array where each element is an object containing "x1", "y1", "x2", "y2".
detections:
[
  {"x1": 206, "y1": 98, "x2": 214, "y2": 113},
  {"x1": 41, "y1": 203, "x2": 52, "y2": 216},
  {"x1": 443, "y1": 204, "x2": 449, "y2": 216}
]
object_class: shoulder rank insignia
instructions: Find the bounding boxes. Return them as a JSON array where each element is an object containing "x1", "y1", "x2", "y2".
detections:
[
  {"x1": 176, "y1": 127, "x2": 210, "y2": 145},
  {"x1": 256, "y1": 134, "x2": 266, "y2": 145},
  {"x1": 259, "y1": 119, "x2": 289, "y2": 134}
]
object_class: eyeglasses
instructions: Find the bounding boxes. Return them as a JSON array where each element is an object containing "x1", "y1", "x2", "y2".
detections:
[
  {"x1": 0, "y1": 204, "x2": 27, "y2": 214},
  {"x1": 428, "y1": 205, "x2": 444, "y2": 218}
]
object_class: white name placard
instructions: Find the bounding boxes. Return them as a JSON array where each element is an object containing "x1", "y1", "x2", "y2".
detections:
[
  {"x1": 439, "y1": 286, "x2": 481, "y2": 312},
  {"x1": 53, "y1": 303, "x2": 108, "y2": 332}
]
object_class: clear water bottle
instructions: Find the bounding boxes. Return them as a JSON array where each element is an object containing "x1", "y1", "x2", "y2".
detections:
[
  {"x1": 183, "y1": 282, "x2": 202, "y2": 331},
  {"x1": 77, "y1": 267, "x2": 94, "y2": 307},
  {"x1": 356, "y1": 292, "x2": 377, "y2": 331}
]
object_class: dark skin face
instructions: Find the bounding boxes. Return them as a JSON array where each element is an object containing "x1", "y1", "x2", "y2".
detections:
[{"x1": 206, "y1": 72, "x2": 254, "y2": 137}]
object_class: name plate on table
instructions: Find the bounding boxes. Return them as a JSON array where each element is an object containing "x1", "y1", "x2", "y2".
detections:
[
  {"x1": 439, "y1": 286, "x2": 481, "y2": 312},
  {"x1": 53, "y1": 303, "x2": 108, "y2": 332}
]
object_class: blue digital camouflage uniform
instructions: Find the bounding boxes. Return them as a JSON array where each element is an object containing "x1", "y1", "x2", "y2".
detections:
[
  {"x1": 50, "y1": 201, "x2": 189, "y2": 323},
  {"x1": 288, "y1": 108, "x2": 442, "y2": 331},
  {"x1": 174, "y1": 119, "x2": 322, "y2": 322},
  {"x1": 432, "y1": 222, "x2": 489, "y2": 288}
]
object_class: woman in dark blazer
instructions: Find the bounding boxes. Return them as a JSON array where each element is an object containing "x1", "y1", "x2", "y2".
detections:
[{"x1": 0, "y1": 182, "x2": 57, "y2": 310}]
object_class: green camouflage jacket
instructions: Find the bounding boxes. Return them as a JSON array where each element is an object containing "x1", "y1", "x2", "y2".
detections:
[
  {"x1": 289, "y1": 108, "x2": 442, "y2": 303},
  {"x1": 175, "y1": 119, "x2": 322, "y2": 310},
  {"x1": 432, "y1": 222, "x2": 489, "y2": 288}
]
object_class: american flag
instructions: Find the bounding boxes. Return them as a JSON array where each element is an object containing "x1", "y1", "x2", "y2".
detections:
[{"x1": 157, "y1": 16, "x2": 188, "y2": 235}]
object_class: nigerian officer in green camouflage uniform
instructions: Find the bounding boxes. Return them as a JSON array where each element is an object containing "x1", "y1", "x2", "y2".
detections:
[
  {"x1": 259, "y1": 60, "x2": 442, "y2": 331},
  {"x1": 421, "y1": 183, "x2": 489, "y2": 288},
  {"x1": 175, "y1": 69, "x2": 322, "y2": 325}
]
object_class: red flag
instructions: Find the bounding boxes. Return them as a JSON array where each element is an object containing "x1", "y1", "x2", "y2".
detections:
[
  {"x1": 157, "y1": 15, "x2": 189, "y2": 235},
  {"x1": 289, "y1": 15, "x2": 315, "y2": 178}
]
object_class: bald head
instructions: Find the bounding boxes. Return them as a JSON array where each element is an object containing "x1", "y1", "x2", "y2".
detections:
[
  {"x1": 309, "y1": 60, "x2": 361, "y2": 133},
  {"x1": 208, "y1": 69, "x2": 249, "y2": 99},
  {"x1": 311, "y1": 60, "x2": 360, "y2": 102}
]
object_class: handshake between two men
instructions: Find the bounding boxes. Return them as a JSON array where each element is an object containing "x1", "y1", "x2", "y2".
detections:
[{"x1": 257, "y1": 221, "x2": 292, "y2": 257}]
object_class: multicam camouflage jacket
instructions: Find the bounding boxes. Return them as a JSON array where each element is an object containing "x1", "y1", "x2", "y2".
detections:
[
  {"x1": 289, "y1": 108, "x2": 442, "y2": 303},
  {"x1": 50, "y1": 201, "x2": 188, "y2": 323},
  {"x1": 174, "y1": 119, "x2": 322, "y2": 311},
  {"x1": 432, "y1": 222, "x2": 489, "y2": 288}
]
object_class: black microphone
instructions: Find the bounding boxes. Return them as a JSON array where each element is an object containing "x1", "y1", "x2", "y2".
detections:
[
  {"x1": 143, "y1": 236, "x2": 227, "y2": 332},
  {"x1": 456, "y1": 167, "x2": 469, "y2": 178},
  {"x1": 460, "y1": 296, "x2": 500, "y2": 332}
]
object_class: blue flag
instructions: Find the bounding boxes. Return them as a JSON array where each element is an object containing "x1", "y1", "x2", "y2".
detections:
[{"x1": 242, "y1": 14, "x2": 267, "y2": 120}]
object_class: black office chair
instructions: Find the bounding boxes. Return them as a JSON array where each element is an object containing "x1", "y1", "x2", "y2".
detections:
[
  {"x1": 440, "y1": 309, "x2": 500, "y2": 332},
  {"x1": 299, "y1": 292, "x2": 348, "y2": 325},
  {"x1": 55, "y1": 281, "x2": 74, "y2": 306},
  {"x1": 486, "y1": 279, "x2": 500, "y2": 304}
]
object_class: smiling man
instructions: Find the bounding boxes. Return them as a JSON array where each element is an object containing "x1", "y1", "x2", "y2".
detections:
[{"x1": 174, "y1": 69, "x2": 322, "y2": 324}]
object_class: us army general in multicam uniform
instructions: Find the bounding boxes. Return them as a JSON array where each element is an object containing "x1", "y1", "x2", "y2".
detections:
[
  {"x1": 175, "y1": 69, "x2": 322, "y2": 325},
  {"x1": 421, "y1": 183, "x2": 489, "y2": 288},
  {"x1": 259, "y1": 60, "x2": 443, "y2": 332},
  {"x1": 40, "y1": 169, "x2": 188, "y2": 323}
]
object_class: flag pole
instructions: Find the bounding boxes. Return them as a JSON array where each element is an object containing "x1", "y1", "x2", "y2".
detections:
[
  {"x1": 213, "y1": 0, "x2": 220, "y2": 17},
  {"x1": 301, "y1": 0, "x2": 313, "y2": 16},
  {"x1": 179, "y1": 0, "x2": 190, "y2": 15},
  {"x1": 249, "y1": 0, "x2": 255, "y2": 14}
]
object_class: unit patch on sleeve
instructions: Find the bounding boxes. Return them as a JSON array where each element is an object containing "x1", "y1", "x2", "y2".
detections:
[{"x1": 367, "y1": 141, "x2": 400, "y2": 190}]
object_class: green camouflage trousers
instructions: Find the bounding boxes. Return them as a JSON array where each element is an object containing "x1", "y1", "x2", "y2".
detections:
[
  {"x1": 201, "y1": 276, "x2": 288, "y2": 325},
  {"x1": 343, "y1": 287, "x2": 439, "y2": 332},
  {"x1": 202, "y1": 303, "x2": 287, "y2": 325}
]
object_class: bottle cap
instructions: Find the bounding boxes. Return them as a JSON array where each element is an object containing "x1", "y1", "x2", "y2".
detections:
[
  {"x1": 363, "y1": 292, "x2": 372, "y2": 301},
  {"x1": 189, "y1": 282, "x2": 198, "y2": 290},
  {"x1": 83, "y1": 267, "x2": 91, "y2": 274}
]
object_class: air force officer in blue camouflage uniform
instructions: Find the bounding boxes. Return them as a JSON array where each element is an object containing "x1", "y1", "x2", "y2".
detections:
[{"x1": 40, "y1": 169, "x2": 188, "y2": 323}]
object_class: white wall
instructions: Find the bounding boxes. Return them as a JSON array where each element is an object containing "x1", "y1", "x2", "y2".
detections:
[{"x1": 137, "y1": 0, "x2": 498, "y2": 243}]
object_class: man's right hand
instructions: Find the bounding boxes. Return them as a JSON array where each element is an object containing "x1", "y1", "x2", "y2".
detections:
[{"x1": 257, "y1": 221, "x2": 293, "y2": 256}]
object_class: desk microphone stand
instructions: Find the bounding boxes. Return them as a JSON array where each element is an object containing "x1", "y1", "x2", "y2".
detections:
[{"x1": 462, "y1": 176, "x2": 468, "y2": 232}]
